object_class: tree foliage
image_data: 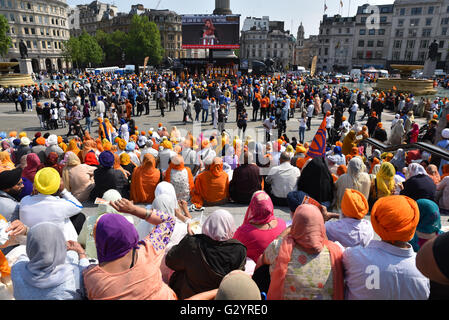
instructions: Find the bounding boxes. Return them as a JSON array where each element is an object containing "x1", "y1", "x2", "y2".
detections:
[
  {"x1": 63, "y1": 31, "x2": 104, "y2": 68},
  {"x1": 0, "y1": 15, "x2": 12, "y2": 57},
  {"x1": 125, "y1": 15, "x2": 164, "y2": 68},
  {"x1": 95, "y1": 29, "x2": 127, "y2": 65}
]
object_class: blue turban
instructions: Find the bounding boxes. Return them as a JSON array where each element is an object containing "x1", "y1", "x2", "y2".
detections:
[
  {"x1": 334, "y1": 146, "x2": 342, "y2": 155},
  {"x1": 125, "y1": 142, "x2": 136, "y2": 152},
  {"x1": 120, "y1": 118, "x2": 126, "y2": 125},
  {"x1": 0, "y1": 132, "x2": 6, "y2": 139},
  {"x1": 13, "y1": 138, "x2": 21, "y2": 146},
  {"x1": 99, "y1": 151, "x2": 115, "y2": 168},
  {"x1": 286, "y1": 191, "x2": 310, "y2": 213}
]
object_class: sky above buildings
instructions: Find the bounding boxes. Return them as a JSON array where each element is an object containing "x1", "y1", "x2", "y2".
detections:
[{"x1": 67, "y1": 0, "x2": 395, "y2": 37}]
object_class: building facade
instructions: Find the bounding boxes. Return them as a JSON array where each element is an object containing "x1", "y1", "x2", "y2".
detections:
[
  {"x1": 388, "y1": 0, "x2": 449, "y2": 70},
  {"x1": 240, "y1": 16, "x2": 295, "y2": 71},
  {"x1": 352, "y1": 3, "x2": 394, "y2": 70},
  {"x1": 69, "y1": 0, "x2": 117, "y2": 37},
  {"x1": 293, "y1": 22, "x2": 320, "y2": 69},
  {"x1": 317, "y1": 14, "x2": 356, "y2": 73},
  {"x1": 0, "y1": 0, "x2": 71, "y2": 73}
]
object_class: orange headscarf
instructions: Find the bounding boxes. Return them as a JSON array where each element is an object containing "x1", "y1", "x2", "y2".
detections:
[
  {"x1": 371, "y1": 195, "x2": 419, "y2": 242},
  {"x1": 66, "y1": 139, "x2": 81, "y2": 159},
  {"x1": 426, "y1": 164, "x2": 441, "y2": 185},
  {"x1": 336, "y1": 164, "x2": 347, "y2": 176},
  {"x1": 95, "y1": 138, "x2": 104, "y2": 153},
  {"x1": 130, "y1": 154, "x2": 160, "y2": 204},
  {"x1": 267, "y1": 204, "x2": 344, "y2": 300},
  {"x1": 441, "y1": 164, "x2": 449, "y2": 180},
  {"x1": 81, "y1": 140, "x2": 97, "y2": 163},
  {"x1": 0, "y1": 215, "x2": 10, "y2": 278},
  {"x1": 369, "y1": 157, "x2": 380, "y2": 174},
  {"x1": 0, "y1": 151, "x2": 15, "y2": 172},
  {"x1": 341, "y1": 189, "x2": 368, "y2": 220},
  {"x1": 165, "y1": 155, "x2": 194, "y2": 192}
]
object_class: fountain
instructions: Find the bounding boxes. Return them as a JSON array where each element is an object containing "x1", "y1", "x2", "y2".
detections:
[
  {"x1": 374, "y1": 64, "x2": 437, "y2": 96},
  {"x1": 0, "y1": 62, "x2": 35, "y2": 87}
]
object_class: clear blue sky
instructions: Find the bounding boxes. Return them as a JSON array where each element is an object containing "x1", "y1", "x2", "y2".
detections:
[{"x1": 67, "y1": 0, "x2": 395, "y2": 37}]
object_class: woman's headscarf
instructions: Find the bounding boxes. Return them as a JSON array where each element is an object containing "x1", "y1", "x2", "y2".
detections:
[
  {"x1": 209, "y1": 157, "x2": 224, "y2": 177},
  {"x1": 376, "y1": 162, "x2": 396, "y2": 197},
  {"x1": 154, "y1": 181, "x2": 178, "y2": 208},
  {"x1": 243, "y1": 191, "x2": 275, "y2": 225},
  {"x1": 297, "y1": 157, "x2": 334, "y2": 204},
  {"x1": 426, "y1": 164, "x2": 441, "y2": 185},
  {"x1": 21, "y1": 222, "x2": 72, "y2": 289},
  {"x1": 81, "y1": 140, "x2": 97, "y2": 162},
  {"x1": 267, "y1": 204, "x2": 344, "y2": 300},
  {"x1": 407, "y1": 163, "x2": 428, "y2": 178},
  {"x1": 347, "y1": 157, "x2": 365, "y2": 191},
  {"x1": 152, "y1": 194, "x2": 176, "y2": 218},
  {"x1": 61, "y1": 152, "x2": 82, "y2": 193},
  {"x1": 342, "y1": 130, "x2": 356, "y2": 155},
  {"x1": 215, "y1": 270, "x2": 261, "y2": 300},
  {"x1": 371, "y1": 195, "x2": 419, "y2": 242},
  {"x1": 94, "y1": 213, "x2": 139, "y2": 264},
  {"x1": 22, "y1": 153, "x2": 41, "y2": 182},
  {"x1": 369, "y1": 157, "x2": 380, "y2": 174},
  {"x1": 66, "y1": 139, "x2": 81, "y2": 158},
  {"x1": 390, "y1": 149, "x2": 406, "y2": 171},
  {"x1": 84, "y1": 151, "x2": 99, "y2": 166},
  {"x1": 441, "y1": 164, "x2": 449, "y2": 180},
  {"x1": 202, "y1": 209, "x2": 236, "y2": 242},
  {"x1": 1, "y1": 140, "x2": 10, "y2": 151},
  {"x1": 0, "y1": 150, "x2": 15, "y2": 172},
  {"x1": 415, "y1": 199, "x2": 443, "y2": 235},
  {"x1": 130, "y1": 154, "x2": 160, "y2": 204}
]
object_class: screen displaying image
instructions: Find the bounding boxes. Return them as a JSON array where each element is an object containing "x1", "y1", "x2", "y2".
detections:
[{"x1": 182, "y1": 14, "x2": 240, "y2": 49}]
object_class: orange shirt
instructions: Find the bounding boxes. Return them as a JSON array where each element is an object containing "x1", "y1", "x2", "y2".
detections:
[
  {"x1": 261, "y1": 97, "x2": 270, "y2": 109},
  {"x1": 290, "y1": 99, "x2": 296, "y2": 109},
  {"x1": 191, "y1": 167, "x2": 229, "y2": 208}
]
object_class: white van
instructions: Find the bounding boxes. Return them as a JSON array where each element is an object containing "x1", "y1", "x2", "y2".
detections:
[{"x1": 350, "y1": 69, "x2": 362, "y2": 78}]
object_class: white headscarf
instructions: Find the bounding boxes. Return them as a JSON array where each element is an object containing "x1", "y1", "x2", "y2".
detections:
[
  {"x1": 390, "y1": 149, "x2": 406, "y2": 171},
  {"x1": 202, "y1": 210, "x2": 236, "y2": 242},
  {"x1": 22, "y1": 222, "x2": 72, "y2": 289},
  {"x1": 347, "y1": 157, "x2": 365, "y2": 190},
  {"x1": 155, "y1": 181, "x2": 178, "y2": 209},
  {"x1": 407, "y1": 163, "x2": 428, "y2": 178}
]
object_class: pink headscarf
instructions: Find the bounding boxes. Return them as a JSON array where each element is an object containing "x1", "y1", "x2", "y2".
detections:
[
  {"x1": 202, "y1": 210, "x2": 236, "y2": 241},
  {"x1": 267, "y1": 204, "x2": 344, "y2": 300},
  {"x1": 22, "y1": 153, "x2": 41, "y2": 182},
  {"x1": 243, "y1": 191, "x2": 275, "y2": 225}
]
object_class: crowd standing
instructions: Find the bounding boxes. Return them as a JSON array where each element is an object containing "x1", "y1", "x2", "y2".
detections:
[{"x1": 0, "y1": 71, "x2": 448, "y2": 300}]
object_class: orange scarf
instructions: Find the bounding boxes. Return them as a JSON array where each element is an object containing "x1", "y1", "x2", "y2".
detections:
[
  {"x1": 0, "y1": 215, "x2": 10, "y2": 278},
  {"x1": 130, "y1": 154, "x2": 160, "y2": 204}
]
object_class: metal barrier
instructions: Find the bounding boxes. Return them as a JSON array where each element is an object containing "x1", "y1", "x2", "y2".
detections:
[{"x1": 365, "y1": 138, "x2": 449, "y2": 161}]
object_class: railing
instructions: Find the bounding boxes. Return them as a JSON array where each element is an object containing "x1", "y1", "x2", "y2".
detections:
[{"x1": 365, "y1": 138, "x2": 449, "y2": 161}]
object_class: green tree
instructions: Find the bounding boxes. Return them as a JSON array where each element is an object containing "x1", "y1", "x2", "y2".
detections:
[
  {"x1": 79, "y1": 31, "x2": 104, "y2": 67},
  {"x1": 0, "y1": 15, "x2": 12, "y2": 57},
  {"x1": 125, "y1": 15, "x2": 164, "y2": 69},
  {"x1": 96, "y1": 29, "x2": 127, "y2": 66},
  {"x1": 62, "y1": 37, "x2": 81, "y2": 68}
]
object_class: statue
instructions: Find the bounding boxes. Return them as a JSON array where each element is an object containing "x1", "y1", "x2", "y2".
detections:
[
  {"x1": 428, "y1": 40, "x2": 439, "y2": 61},
  {"x1": 19, "y1": 40, "x2": 28, "y2": 59}
]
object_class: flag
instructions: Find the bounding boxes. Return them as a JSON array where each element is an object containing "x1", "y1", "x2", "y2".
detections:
[
  {"x1": 324, "y1": 3, "x2": 328, "y2": 11},
  {"x1": 307, "y1": 117, "x2": 327, "y2": 158},
  {"x1": 393, "y1": 86, "x2": 397, "y2": 91},
  {"x1": 340, "y1": 0, "x2": 343, "y2": 7}
]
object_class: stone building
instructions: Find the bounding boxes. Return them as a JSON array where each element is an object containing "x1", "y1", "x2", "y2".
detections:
[
  {"x1": 240, "y1": 16, "x2": 295, "y2": 71},
  {"x1": 293, "y1": 22, "x2": 320, "y2": 69},
  {"x1": 0, "y1": 0, "x2": 71, "y2": 73},
  {"x1": 317, "y1": 14, "x2": 356, "y2": 73},
  {"x1": 68, "y1": 0, "x2": 117, "y2": 37}
]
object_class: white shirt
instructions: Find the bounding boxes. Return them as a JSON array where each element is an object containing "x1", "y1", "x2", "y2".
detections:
[
  {"x1": 342, "y1": 240, "x2": 430, "y2": 300},
  {"x1": 325, "y1": 217, "x2": 374, "y2": 248},
  {"x1": 350, "y1": 103, "x2": 359, "y2": 113},
  {"x1": 19, "y1": 190, "x2": 83, "y2": 241},
  {"x1": 266, "y1": 161, "x2": 301, "y2": 198},
  {"x1": 307, "y1": 104, "x2": 314, "y2": 117}
]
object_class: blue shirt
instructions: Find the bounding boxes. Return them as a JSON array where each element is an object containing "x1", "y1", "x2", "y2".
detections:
[{"x1": 202, "y1": 99, "x2": 210, "y2": 110}]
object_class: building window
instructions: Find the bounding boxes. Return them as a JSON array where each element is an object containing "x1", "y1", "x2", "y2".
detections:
[
  {"x1": 27, "y1": 2, "x2": 31, "y2": 10},
  {"x1": 407, "y1": 40, "x2": 416, "y2": 49},
  {"x1": 443, "y1": 27, "x2": 448, "y2": 36},
  {"x1": 357, "y1": 51, "x2": 363, "y2": 59},
  {"x1": 420, "y1": 40, "x2": 430, "y2": 49},
  {"x1": 411, "y1": 7, "x2": 422, "y2": 15},
  {"x1": 428, "y1": 6, "x2": 434, "y2": 15},
  {"x1": 393, "y1": 51, "x2": 401, "y2": 60},
  {"x1": 422, "y1": 28, "x2": 432, "y2": 37},
  {"x1": 418, "y1": 51, "x2": 426, "y2": 61},
  {"x1": 24, "y1": 27, "x2": 29, "y2": 34},
  {"x1": 378, "y1": 29, "x2": 385, "y2": 35},
  {"x1": 408, "y1": 29, "x2": 418, "y2": 37},
  {"x1": 395, "y1": 29, "x2": 404, "y2": 37},
  {"x1": 9, "y1": 13, "x2": 14, "y2": 22},
  {"x1": 30, "y1": 28, "x2": 35, "y2": 35},
  {"x1": 369, "y1": 29, "x2": 375, "y2": 35},
  {"x1": 405, "y1": 51, "x2": 413, "y2": 61},
  {"x1": 410, "y1": 19, "x2": 420, "y2": 27},
  {"x1": 367, "y1": 40, "x2": 374, "y2": 47},
  {"x1": 439, "y1": 40, "x2": 445, "y2": 48},
  {"x1": 366, "y1": 51, "x2": 372, "y2": 59},
  {"x1": 380, "y1": 16, "x2": 387, "y2": 23},
  {"x1": 358, "y1": 40, "x2": 364, "y2": 47},
  {"x1": 399, "y1": 8, "x2": 405, "y2": 16},
  {"x1": 426, "y1": 18, "x2": 433, "y2": 26},
  {"x1": 398, "y1": 19, "x2": 404, "y2": 27},
  {"x1": 441, "y1": 17, "x2": 449, "y2": 25},
  {"x1": 359, "y1": 29, "x2": 366, "y2": 35},
  {"x1": 394, "y1": 40, "x2": 402, "y2": 49},
  {"x1": 22, "y1": 15, "x2": 27, "y2": 23},
  {"x1": 377, "y1": 40, "x2": 384, "y2": 47},
  {"x1": 375, "y1": 51, "x2": 383, "y2": 59}
]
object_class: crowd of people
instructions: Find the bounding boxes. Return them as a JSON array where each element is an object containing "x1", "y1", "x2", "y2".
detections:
[{"x1": 0, "y1": 71, "x2": 448, "y2": 300}]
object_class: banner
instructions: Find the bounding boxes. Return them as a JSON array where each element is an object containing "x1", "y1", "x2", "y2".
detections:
[
  {"x1": 310, "y1": 56, "x2": 318, "y2": 77},
  {"x1": 143, "y1": 56, "x2": 149, "y2": 69}
]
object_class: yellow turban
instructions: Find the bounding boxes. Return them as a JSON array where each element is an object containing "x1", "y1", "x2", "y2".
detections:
[
  {"x1": 19, "y1": 131, "x2": 27, "y2": 138},
  {"x1": 161, "y1": 140, "x2": 173, "y2": 150},
  {"x1": 286, "y1": 145, "x2": 294, "y2": 153},
  {"x1": 118, "y1": 139, "x2": 127, "y2": 150},
  {"x1": 296, "y1": 145, "x2": 306, "y2": 154},
  {"x1": 34, "y1": 168, "x2": 60, "y2": 195},
  {"x1": 120, "y1": 153, "x2": 131, "y2": 166},
  {"x1": 341, "y1": 189, "x2": 368, "y2": 220},
  {"x1": 371, "y1": 195, "x2": 420, "y2": 242}
]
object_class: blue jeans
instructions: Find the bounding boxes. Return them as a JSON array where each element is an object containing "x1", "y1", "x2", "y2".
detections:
[
  {"x1": 299, "y1": 127, "x2": 305, "y2": 144},
  {"x1": 202, "y1": 109, "x2": 208, "y2": 122},
  {"x1": 85, "y1": 116, "x2": 92, "y2": 133},
  {"x1": 26, "y1": 100, "x2": 32, "y2": 110}
]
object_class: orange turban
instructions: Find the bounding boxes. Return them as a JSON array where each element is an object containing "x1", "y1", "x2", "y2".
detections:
[
  {"x1": 341, "y1": 189, "x2": 368, "y2": 220},
  {"x1": 296, "y1": 156, "x2": 309, "y2": 169},
  {"x1": 103, "y1": 141, "x2": 112, "y2": 151},
  {"x1": 202, "y1": 139, "x2": 210, "y2": 149},
  {"x1": 36, "y1": 137, "x2": 46, "y2": 145},
  {"x1": 371, "y1": 195, "x2": 419, "y2": 242},
  {"x1": 335, "y1": 141, "x2": 343, "y2": 148},
  {"x1": 377, "y1": 122, "x2": 383, "y2": 128},
  {"x1": 337, "y1": 164, "x2": 347, "y2": 176},
  {"x1": 341, "y1": 116, "x2": 347, "y2": 121}
]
